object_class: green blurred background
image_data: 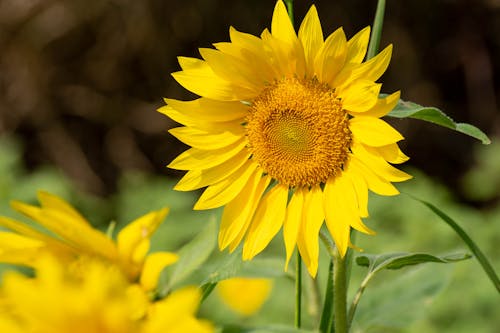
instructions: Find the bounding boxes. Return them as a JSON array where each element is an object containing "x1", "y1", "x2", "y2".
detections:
[{"x1": 0, "y1": 0, "x2": 498, "y2": 332}]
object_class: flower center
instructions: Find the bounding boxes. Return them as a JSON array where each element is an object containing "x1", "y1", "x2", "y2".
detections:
[{"x1": 246, "y1": 77, "x2": 352, "y2": 187}]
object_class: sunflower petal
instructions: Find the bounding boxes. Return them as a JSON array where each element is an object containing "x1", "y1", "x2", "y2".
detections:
[
  {"x1": 226, "y1": 175, "x2": 272, "y2": 253},
  {"x1": 168, "y1": 139, "x2": 247, "y2": 170},
  {"x1": 199, "y1": 48, "x2": 262, "y2": 91},
  {"x1": 349, "y1": 156, "x2": 400, "y2": 196},
  {"x1": 314, "y1": 28, "x2": 347, "y2": 83},
  {"x1": 242, "y1": 184, "x2": 288, "y2": 260},
  {"x1": 174, "y1": 149, "x2": 250, "y2": 191},
  {"x1": 140, "y1": 252, "x2": 179, "y2": 291},
  {"x1": 169, "y1": 125, "x2": 244, "y2": 150},
  {"x1": 340, "y1": 80, "x2": 381, "y2": 113},
  {"x1": 194, "y1": 161, "x2": 258, "y2": 210},
  {"x1": 271, "y1": 0, "x2": 297, "y2": 45},
  {"x1": 367, "y1": 143, "x2": 409, "y2": 164},
  {"x1": 323, "y1": 176, "x2": 353, "y2": 258},
  {"x1": 172, "y1": 59, "x2": 254, "y2": 101},
  {"x1": 350, "y1": 116, "x2": 404, "y2": 146},
  {"x1": 298, "y1": 5, "x2": 323, "y2": 76},
  {"x1": 345, "y1": 26, "x2": 370, "y2": 64},
  {"x1": 165, "y1": 98, "x2": 249, "y2": 122},
  {"x1": 352, "y1": 142, "x2": 412, "y2": 182},
  {"x1": 117, "y1": 208, "x2": 169, "y2": 266},
  {"x1": 283, "y1": 188, "x2": 304, "y2": 270},
  {"x1": 353, "y1": 91, "x2": 400, "y2": 118},
  {"x1": 219, "y1": 170, "x2": 269, "y2": 250},
  {"x1": 299, "y1": 185, "x2": 324, "y2": 277}
]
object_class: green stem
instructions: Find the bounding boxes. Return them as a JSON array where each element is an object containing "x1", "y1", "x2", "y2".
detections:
[
  {"x1": 284, "y1": 0, "x2": 295, "y2": 26},
  {"x1": 319, "y1": 260, "x2": 334, "y2": 333},
  {"x1": 366, "y1": 0, "x2": 386, "y2": 60},
  {"x1": 347, "y1": 273, "x2": 373, "y2": 329},
  {"x1": 295, "y1": 251, "x2": 302, "y2": 328},
  {"x1": 333, "y1": 248, "x2": 348, "y2": 333}
]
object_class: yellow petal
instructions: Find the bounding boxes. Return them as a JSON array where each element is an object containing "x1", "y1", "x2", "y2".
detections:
[
  {"x1": 298, "y1": 5, "x2": 323, "y2": 76},
  {"x1": 261, "y1": 29, "x2": 296, "y2": 77},
  {"x1": 350, "y1": 116, "x2": 404, "y2": 146},
  {"x1": 283, "y1": 188, "x2": 304, "y2": 270},
  {"x1": 339, "y1": 44, "x2": 392, "y2": 87},
  {"x1": 314, "y1": 28, "x2": 347, "y2": 83},
  {"x1": 117, "y1": 208, "x2": 169, "y2": 266},
  {"x1": 165, "y1": 97, "x2": 249, "y2": 122},
  {"x1": 10, "y1": 201, "x2": 117, "y2": 260},
  {"x1": 352, "y1": 142, "x2": 412, "y2": 183},
  {"x1": 140, "y1": 252, "x2": 179, "y2": 291},
  {"x1": 345, "y1": 26, "x2": 370, "y2": 64},
  {"x1": 344, "y1": 166, "x2": 369, "y2": 218},
  {"x1": 323, "y1": 176, "x2": 352, "y2": 258},
  {"x1": 217, "y1": 278, "x2": 273, "y2": 316},
  {"x1": 367, "y1": 143, "x2": 409, "y2": 164},
  {"x1": 0, "y1": 231, "x2": 46, "y2": 265},
  {"x1": 37, "y1": 191, "x2": 89, "y2": 226},
  {"x1": 242, "y1": 184, "x2": 288, "y2": 260},
  {"x1": 199, "y1": 48, "x2": 262, "y2": 91},
  {"x1": 174, "y1": 149, "x2": 250, "y2": 191},
  {"x1": 299, "y1": 185, "x2": 324, "y2": 277},
  {"x1": 349, "y1": 156, "x2": 400, "y2": 196},
  {"x1": 168, "y1": 138, "x2": 247, "y2": 170},
  {"x1": 340, "y1": 80, "x2": 381, "y2": 113},
  {"x1": 194, "y1": 160, "x2": 258, "y2": 210},
  {"x1": 226, "y1": 27, "x2": 279, "y2": 82},
  {"x1": 219, "y1": 170, "x2": 270, "y2": 250},
  {"x1": 352, "y1": 91, "x2": 400, "y2": 118},
  {"x1": 271, "y1": 0, "x2": 297, "y2": 45},
  {"x1": 172, "y1": 59, "x2": 254, "y2": 101},
  {"x1": 169, "y1": 125, "x2": 244, "y2": 150}
]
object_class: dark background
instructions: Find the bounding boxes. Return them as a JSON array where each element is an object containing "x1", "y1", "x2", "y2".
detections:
[{"x1": 0, "y1": 0, "x2": 498, "y2": 201}]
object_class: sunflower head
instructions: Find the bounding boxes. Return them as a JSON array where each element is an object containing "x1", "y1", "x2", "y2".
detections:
[{"x1": 161, "y1": 0, "x2": 411, "y2": 277}]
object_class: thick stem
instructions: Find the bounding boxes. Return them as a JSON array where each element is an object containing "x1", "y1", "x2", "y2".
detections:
[
  {"x1": 333, "y1": 248, "x2": 348, "y2": 333},
  {"x1": 295, "y1": 251, "x2": 302, "y2": 328}
]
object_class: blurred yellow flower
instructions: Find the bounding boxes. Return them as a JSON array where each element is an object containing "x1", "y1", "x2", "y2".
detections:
[
  {"x1": 0, "y1": 191, "x2": 177, "y2": 291},
  {"x1": 0, "y1": 255, "x2": 213, "y2": 333},
  {"x1": 160, "y1": 0, "x2": 411, "y2": 276},
  {"x1": 217, "y1": 277, "x2": 273, "y2": 316}
]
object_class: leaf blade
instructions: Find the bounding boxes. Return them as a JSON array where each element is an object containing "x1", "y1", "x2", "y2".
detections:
[{"x1": 387, "y1": 99, "x2": 491, "y2": 144}]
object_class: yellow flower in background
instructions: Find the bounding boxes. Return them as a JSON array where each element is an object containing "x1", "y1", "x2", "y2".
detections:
[
  {"x1": 160, "y1": 0, "x2": 411, "y2": 277},
  {"x1": 217, "y1": 277, "x2": 273, "y2": 316},
  {"x1": 0, "y1": 256, "x2": 213, "y2": 333},
  {"x1": 0, "y1": 191, "x2": 177, "y2": 291}
]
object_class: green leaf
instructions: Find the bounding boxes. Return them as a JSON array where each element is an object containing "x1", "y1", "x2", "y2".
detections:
[
  {"x1": 220, "y1": 324, "x2": 319, "y2": 333},
  {"x1": 163, "y1": 218, "x2": 217, "y2": 290},
  {"x1": 408, "y1": 195, "x2": 500, "y2": 293},
  {"x1": 387, "y1": 99, "x2": 491, "y2": 144},
  {"x1": 356, "y1": 252, "x2": 471, "y2": 274},
  {"x1": 351, "y1": 264, "x2": 451, "y2": 332}
]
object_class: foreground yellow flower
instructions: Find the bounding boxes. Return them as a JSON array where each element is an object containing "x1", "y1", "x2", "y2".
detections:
[
  {"x1": 217, "y1": 277, "x2": 273, "y2": 316},
  {"x1": 0, "y1": 256, "x2": 213, "y2": 333},
  {"x1": 0, "y1": 191, "x2": 177, "y2": 291},
  {"x1": 159, "y1": 0, "x2": 411, "y2": 276}
]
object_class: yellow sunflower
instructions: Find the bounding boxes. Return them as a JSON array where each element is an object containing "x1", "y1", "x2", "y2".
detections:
[
  {"x1": 159, "y1": 0, "x2": 411, "y2": 276},
  {"x1": 0, "y1": 191, "x2": 177, "y2": 291},
  {"x1": 0, "y1": 255, "x2": 213, "y2": 333}
]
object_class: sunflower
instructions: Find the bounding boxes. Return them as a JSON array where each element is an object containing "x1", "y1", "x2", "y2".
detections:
[
  {"x1": 0, "y1": 191, "x2": 177, "y2": 291},
  {"x1": 0, "y1": 255, "x2": 213, "y2": 333},
  {"x1": 159, "y1": 0, "x2": 411, "y2": 276}
]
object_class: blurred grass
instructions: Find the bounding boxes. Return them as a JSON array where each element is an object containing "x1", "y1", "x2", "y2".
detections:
[{"x1": 0, "y1": 134, "x2": 498, "y2": 332}]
